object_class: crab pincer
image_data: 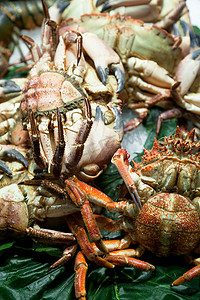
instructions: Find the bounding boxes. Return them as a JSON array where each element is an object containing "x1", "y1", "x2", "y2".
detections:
[{"x1": 82, "y1": 31, "x2": 125, "y2": 92}]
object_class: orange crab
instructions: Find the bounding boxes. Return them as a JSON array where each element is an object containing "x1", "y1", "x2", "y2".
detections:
[{"x1": 110, "y1": 127, "x2": 200, "y2": 286}]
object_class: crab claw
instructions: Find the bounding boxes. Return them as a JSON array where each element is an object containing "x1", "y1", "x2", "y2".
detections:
[
  {"x1": 82, "y1": 32, "x2": 125, "y2": 92},
  {"x1": 97, "y1": 0, "x2": 154, "y2": 13},
  {"x1": 112, "y1": 106, "x2": 124, "y2": 141},
  {"x1": 0, "y1": 79, "x2": 21, "y2": 97},
  {"x1": 96, "y1": 0, "x2": 105, "y2": 6},
  {"x1": 175, "y1": 49, "x2": 200, "y2": 95},
  {"x1": 0, "y1": 160, "x2": 12, "y2": 175},
  {"x1": 0, "y1": 146, "x2": 28, "y2": 175},
  {"x1": 2, "y1": 148, "x2": 28, "y2": 169}
]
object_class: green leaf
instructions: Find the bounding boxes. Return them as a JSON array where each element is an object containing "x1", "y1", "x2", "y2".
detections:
[
  {"x1": 0, "y1": 242, "x2": 15, "y2": 251},
  {"x1": 4, "y1": 65, "x2": 29, "y2": 80},
  {"x1": 193, "y1": 26, "x2": 200, "y2": 36}
]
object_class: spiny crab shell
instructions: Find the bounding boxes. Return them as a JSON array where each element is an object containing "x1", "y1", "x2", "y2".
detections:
[
  {"x1": 136, "y1": 192, "x2": 200, "y2": 257},
  {"x1": 131, "y1": 127, "x2": 200, "y2": 256},
  {"x1": 134, "y1": 126, "x2": 200, "y2": 197}
]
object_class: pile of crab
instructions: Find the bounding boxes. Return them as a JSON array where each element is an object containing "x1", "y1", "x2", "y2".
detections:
[{"x1": 1, "y1": 0, "x2": 200, "y2": 299}]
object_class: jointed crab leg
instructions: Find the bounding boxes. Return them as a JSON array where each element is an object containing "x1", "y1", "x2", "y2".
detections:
[
  {"x1": 10, "y1": 224, "x2": 76, "y2": 244},
  {"x1": 74, "y1": 251, "x2": 88, "y2": 300},
  {"x1": 66, "y1": 98, "x2": 93, "y2": 169},
  {"x1": 64, "y1": 30, "x2": 83, "y2": 66},
  {"x1": 21, "y1": 35, "x2": 42, "y2": 63},
  {"x1": 111, "y1": 149, "x2": 142, "y2": 210},
  {"x1": 50, "y1": 244, "x2": 78, "y2": 270},
  {"x1": 29, "y1": 109, "x2": 47, "y2": 169},
  {"x1": 171, "y1": 264, "x2": 200, "y2": 286},
  {"x1": 50, "y1": 108, "x2": 65, "y2": 177},
  {"x1": 72, "y1": 176, "x2": 136, "y2": 217},
  {"x1": 66, "y1": 213, "x2": 114, "y2": 267},
  {"x1": 156, "y1": 107, "x2": 186, "y2": 136},
  {"x1": 105, "y1": 254, "x2": 155, "y2": 271},
  {"x1": 65, "y1": 181, "x2": 109, "y2": 254}
]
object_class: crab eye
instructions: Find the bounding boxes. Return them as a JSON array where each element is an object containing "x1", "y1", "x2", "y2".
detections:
[
  {"x1": 183, "y1": 142, "x2": 190, "y2": 152},
  {"x1": 175, "y1": 140, "x2": 181, "y2": 151}
]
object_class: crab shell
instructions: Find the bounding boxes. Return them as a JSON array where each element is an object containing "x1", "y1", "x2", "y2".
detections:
[
  {"x1": 0, "y1": 184, "x2": 29, "y2": 238},
  {"x1": 20, "y1": 69, "x2": 122, "y2": 181},
  {"x1": 136, "y1": 192, "x2": 200, "y2": 257}
]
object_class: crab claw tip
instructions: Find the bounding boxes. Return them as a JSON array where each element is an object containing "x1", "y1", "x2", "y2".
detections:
[
  {"x1": 0, "y1": 160, "x2": 12, "y2": 176},
  {"x1": 56, "y1": 0, "x2": 70, "y2": 13},
  {"x1": 112, "y1": 66, "x2": 125, "y2": 93},
  {"x1": 0, "y1": 80, "x2": 21, "y2": 95},
  {"x1": 94, "y1": 106, "x2": 105, "y2": 123},
  {"x1": 97, "y1": 66, "x2": 109, "y2": 85},
  {"x1": 191, "y1": 49, "x2": 200, "y2": 60},
  {"x1": 101, "y1": 1, "x2": 111, "y2": 12},
  {"x1": 96, "y1": 0, "x2": 105, "y2": 7},
  {"x1": 113, "y1": 106, "x2": 124, "y2": 140},
  {"x1": 3, "y1": 149, "x2": 28, "y2": 169}
]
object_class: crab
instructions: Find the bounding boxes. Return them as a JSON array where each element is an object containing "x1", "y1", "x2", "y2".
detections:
[
  {"x1": 0, "y1": 0, "x2": 190, "y2": 79},
  {"x1": 60, "y1": 11, "x2": 200, "y2": 133},
  {"x1": 62, "y1": 0, "x2": 190, "y2": 30},
  {"x1": 110, "y1": 126, "x2": 200, "y2": 285},
  {"x1": 0, "y1": 1, "x2": 126, "y2": 182}
]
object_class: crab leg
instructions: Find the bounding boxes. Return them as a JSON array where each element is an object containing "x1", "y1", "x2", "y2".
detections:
[
  {"x1": 94, "y1": 214, "x2": 124, "y2": 232},
  {"x1": 66, "y1": 98, "x2": 93, "y2": 169},
  {"x1": 66, "y1": 213, "x2": 114, "y2": 267},
  {"x1": 155, "y1": 1, "x2": 186, "y2": 30},
  {"x1": 124, "y1": 109, "x2": 148, "y2": 132},
  {"x1": 98, "y1": 0, "x2": 160, "y2": 22},
  {"x1": 49, "y1": 244, "x2": 78, "y2": 269},
  {"x1": 96, "y1": 0, "x2": 151, "y2": 6},
  {"x1": 65, "y1": 181, "x2": 109, "y2": 254},
  {"x1": 74, "y1": 251, "x2": 87, "y2": 300},
  {"x1": 64, "y1": 30, "x2": 83, "y2": 66},
  {"x1": 104, "y1": 254, "x2": 155, "y2": 271},
  {"x1": 111, "y1": 149, "x2": 142, "y2": 210},
  {"x1": 156, "y1": 107, "x2": 189, "y2": 136},
  {"x1": 50, "y1": 109, "x2": 65, "y2": 177},
  {"x1": 72, "y1": 176, "x2": 136, "y2": 217},
  {"x1": 29, "y1": 109, "x2": 47, "y2": 169},
  {"x1": 91, "y1": 237, "x2": 154, "y2": 271},
  {"x1": 46, "y1": 19, "x2": 59, "y2": 58},
  {"x1": 10, "y1": 224, "x2": 75, "y2": 244},
  {"x1": 171, "y1": 264, "x2": 200, "y2": 286},
  {"x1": 21, "y1": 35, "x2": 42, "y2": 63}
]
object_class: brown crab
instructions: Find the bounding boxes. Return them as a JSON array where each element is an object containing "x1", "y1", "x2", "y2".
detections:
[
  {"x1": 110, "y1": 126, "x2": 200, "y2": 285},
  {"x1": 0, "y1": 1, "x2": 125, "y2": 182}
]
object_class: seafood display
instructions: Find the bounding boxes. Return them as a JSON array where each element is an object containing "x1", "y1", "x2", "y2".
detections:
[{"x1": 0, "y1": 0, "x2": 200, "y2": 299}]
